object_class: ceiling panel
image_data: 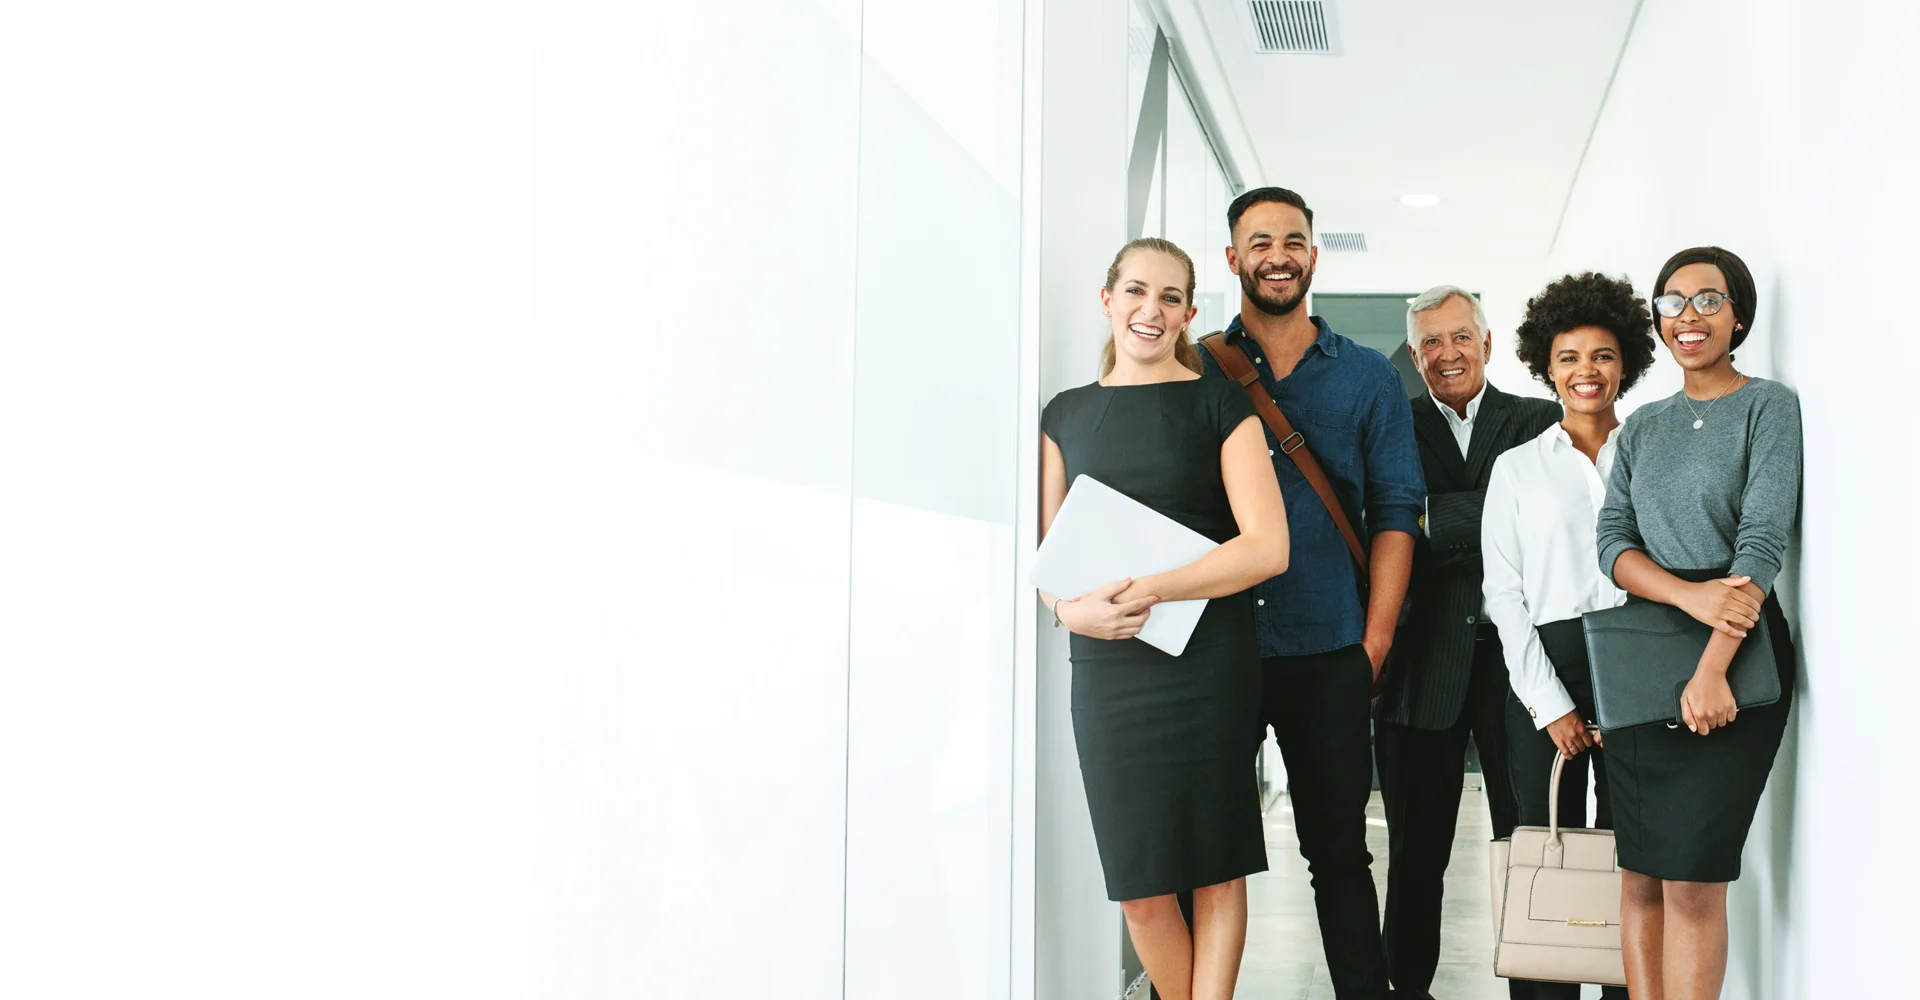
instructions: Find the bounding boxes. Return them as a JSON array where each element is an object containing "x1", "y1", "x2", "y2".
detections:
[{"x1": 1184, "y1": 0, "x2": 1640, "y2": 262}]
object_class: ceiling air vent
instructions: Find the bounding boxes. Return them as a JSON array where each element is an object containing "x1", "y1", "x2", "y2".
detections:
[
  {"x1": 1319, "y1": 232, "x2": 1368, "y2": 253},
  {"x1": 1241, "y1": 0, "x2": 1342, "y2": 55}
]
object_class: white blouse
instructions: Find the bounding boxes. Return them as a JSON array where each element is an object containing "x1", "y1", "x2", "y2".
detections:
[{"x1": 1481, "y1": 422, "x2": 1629, "y2": 730}]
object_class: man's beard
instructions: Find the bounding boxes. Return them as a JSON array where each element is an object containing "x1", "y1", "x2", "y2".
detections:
[{"x1": 1241, "y1": 264, "x2": 1313, "y2": 317}]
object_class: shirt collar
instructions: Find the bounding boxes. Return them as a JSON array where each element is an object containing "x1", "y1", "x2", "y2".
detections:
[
  {"x1": 1432, "y1": 381, "x2": 1488, "y2": 427},
  {"x1": 1549, "y1": 420, "x2": 1624, "y2": 450},
  {"x1": 1225, "y1": 314, "x2": 1340, "y2": 357}
]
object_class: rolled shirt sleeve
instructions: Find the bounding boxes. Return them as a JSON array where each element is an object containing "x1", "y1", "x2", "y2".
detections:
[{"x1": 1360, "y1": 370, "x2": 1426, "y2": 539}]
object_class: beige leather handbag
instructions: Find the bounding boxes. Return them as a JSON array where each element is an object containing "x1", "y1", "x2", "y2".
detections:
[{"x1": 1488, "y1": 743, "x2": 1627, "y2": 987}]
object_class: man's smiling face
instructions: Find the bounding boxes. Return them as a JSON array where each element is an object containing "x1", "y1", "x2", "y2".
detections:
[
  {"x1": 1408, "y1": 293, "x2": 1492, "y2": 410},
  {"x1": 1227, "y1": 201, "x2": 1316, "y2": 317}
]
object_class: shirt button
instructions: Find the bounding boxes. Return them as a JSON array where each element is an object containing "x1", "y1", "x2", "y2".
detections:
[
  {"x1": 1257, "y1": 599, "x2": 1266, "y2": 606},
  {"x1": 1256, "y1": 357, "x2": 1264, "y2": 363}
]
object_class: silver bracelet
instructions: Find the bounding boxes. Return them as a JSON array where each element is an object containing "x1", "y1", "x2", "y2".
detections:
[{"x1": 1052, "y1": 598, "x2": 1065, "y2": 627}]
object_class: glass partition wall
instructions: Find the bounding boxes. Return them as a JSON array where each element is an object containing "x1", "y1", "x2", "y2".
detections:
[{"x1": 1127, "y1": 14, "x2": 1238, "y2": 339}]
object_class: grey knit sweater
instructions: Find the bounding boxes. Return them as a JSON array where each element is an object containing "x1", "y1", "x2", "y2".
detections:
[{"x1": 1596, "y1": 377, "x2": 1803, "y2": 594}]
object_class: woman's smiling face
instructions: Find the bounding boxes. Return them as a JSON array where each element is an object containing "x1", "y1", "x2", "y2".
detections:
[
  {"x1": 1101, "y1": 248, "x2": 1196, "y2": 370},
  {"x1": 1659, "y1": 262, "x2": 1740, "y2": 372},
  {"x1": 1548, "y1": 325, "x2": 1623, "y2": 416}
]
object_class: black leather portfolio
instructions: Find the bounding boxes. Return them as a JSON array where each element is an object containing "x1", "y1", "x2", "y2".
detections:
[{"x1": 1581, "y1": 600, "x2": 1781, "y2": 730}]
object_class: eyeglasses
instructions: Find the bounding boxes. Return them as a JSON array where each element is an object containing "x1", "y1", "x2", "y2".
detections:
[{"x1": 1653, "y1": 290, "x2": 1733, "y2": 318}]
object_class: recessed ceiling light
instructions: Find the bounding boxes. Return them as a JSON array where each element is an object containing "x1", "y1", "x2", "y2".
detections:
[{"x1": 1399, "y1": 193, "x2": 1441, "y2": 207}]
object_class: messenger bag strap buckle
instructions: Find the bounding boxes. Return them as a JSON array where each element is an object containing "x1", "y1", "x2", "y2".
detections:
[{"x1": 1196, "y1": 331, "x2": 1371, "y2": 580}]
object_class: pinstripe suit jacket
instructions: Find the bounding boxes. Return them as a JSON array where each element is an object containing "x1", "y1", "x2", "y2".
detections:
[{"x1": 1377, "y1": 384, "x2": 1560, "y2": 730}]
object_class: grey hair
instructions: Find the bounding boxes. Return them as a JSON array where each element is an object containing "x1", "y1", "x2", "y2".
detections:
[{"x1": 1405, "y1": 285, "x2": 1488, "y2": 347}]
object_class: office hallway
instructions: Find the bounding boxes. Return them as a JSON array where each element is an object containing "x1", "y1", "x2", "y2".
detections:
[{"x1": 1237, "y1": 786, "x2": 1606, "y2": 999}]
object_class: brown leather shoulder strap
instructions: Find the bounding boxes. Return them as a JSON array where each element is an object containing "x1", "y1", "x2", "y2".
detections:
[{"x1": 1198, "y1": 331, "x2": 1370, "y2": 580}]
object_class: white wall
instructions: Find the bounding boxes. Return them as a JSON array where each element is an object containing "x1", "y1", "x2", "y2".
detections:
[
  {"x1": 3, "y1": 4, "x2": 527, "y2": 997},
  {"x1": 1547, "y1": 1, "x2": 1920, "y2": 995},
  {"x1": 1773, "y1": 2, "x2": 1920, "y2": 994}
]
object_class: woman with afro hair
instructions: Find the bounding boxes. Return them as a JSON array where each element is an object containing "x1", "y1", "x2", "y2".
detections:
[{"x1": 1481, "y1": 271, "x2": 1656, "y2": 999}]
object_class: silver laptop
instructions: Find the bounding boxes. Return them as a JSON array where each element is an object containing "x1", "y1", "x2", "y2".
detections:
[{"x1": 1029, "y1": 475, "x2": 1219, "y2": 656}]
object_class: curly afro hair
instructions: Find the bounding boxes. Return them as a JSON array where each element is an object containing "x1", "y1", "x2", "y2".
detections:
[{"x1": 1514, "y1": 272, "x2": 1657, "y2": 397}]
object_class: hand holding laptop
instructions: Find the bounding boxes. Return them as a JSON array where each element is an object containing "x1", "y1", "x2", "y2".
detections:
[
  {"x1": 1053, "y1": 576, "x2": 1161, "y2": 641},
  {"x1": 1030, "y1": 475, "x2": 1221, "y2": 655}
]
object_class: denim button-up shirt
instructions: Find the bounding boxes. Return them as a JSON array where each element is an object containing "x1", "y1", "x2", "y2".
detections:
[{"x1": 1200, "y1": 315, "x2": 1426, "y2": 658}]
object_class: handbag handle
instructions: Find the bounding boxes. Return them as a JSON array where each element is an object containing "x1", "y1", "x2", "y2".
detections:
[{"x1": 1545, "y1": 726, "x2": 1603, "y2": 848}]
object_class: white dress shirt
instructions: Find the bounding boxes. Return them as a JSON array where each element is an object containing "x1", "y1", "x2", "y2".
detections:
[
  {"x1": 1481, "y1": 422, "x2": 1628, "y2": 729},
  {"x1": 1432, "y1": 383, "x2": 1488, "y2": 459},
  {"x1": 1429, "y1": 383, "x2": 1490, "y2": 611}
]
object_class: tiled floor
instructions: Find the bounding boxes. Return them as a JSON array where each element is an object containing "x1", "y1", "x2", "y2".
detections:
[{"x1": 1239, "y1": 787, "x2": 1604, "y2": 999}]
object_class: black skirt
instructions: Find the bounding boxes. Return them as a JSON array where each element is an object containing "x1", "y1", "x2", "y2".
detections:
[
  {"x1": 1602, "y1": 572, "x2": 1795, "y2": 882},
  {"x1": 1071, "y1": 593, "x2": 1268, "y2": 900}
]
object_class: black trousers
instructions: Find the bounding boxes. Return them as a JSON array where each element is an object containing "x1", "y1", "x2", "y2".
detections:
[
  {"x1": 1266, "y1": 644, "x2": 1392, "y2": 999},
  {"x1": 1502, "y1": 619, "x2": 1627, "y2": 1000},
  {"x1": 1376, "y1": 631, "x2": 1518, "y2": 999}
]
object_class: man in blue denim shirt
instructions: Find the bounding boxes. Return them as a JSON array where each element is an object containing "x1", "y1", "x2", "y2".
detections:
[{"x1": 1201, "y1": 187, "x2": 1425, "y2": 1000}]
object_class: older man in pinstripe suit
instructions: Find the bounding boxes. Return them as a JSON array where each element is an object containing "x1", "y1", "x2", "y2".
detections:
[{"x1": 1376, "y1": 285, "x2": 1560, "y2": 1000}]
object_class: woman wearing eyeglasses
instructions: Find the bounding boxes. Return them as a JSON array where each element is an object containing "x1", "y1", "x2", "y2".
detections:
[
  {"x1": 1483, "y1": 272, "x2": 1654, "y2": 999},
  {"x1": 1593, "y1": 246, "x2": 1800, "y2": 999}
]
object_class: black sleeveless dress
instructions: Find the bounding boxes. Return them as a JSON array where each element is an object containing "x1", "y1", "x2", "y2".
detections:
[{"x1": 1042, "y1": 377, "x2": 1269, "y2": 901}]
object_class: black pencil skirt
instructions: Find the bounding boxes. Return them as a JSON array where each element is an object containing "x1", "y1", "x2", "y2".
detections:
[
  {"x1": 1602, "y1": 576, "x2": 1795, "y2": 883},
  {"x1": 1070, "y1": 594, "x2": 1268, "y2": 901}
]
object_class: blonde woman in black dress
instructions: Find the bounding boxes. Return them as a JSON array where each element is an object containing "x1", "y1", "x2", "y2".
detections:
[
  {"x1": 1038, "y1": 238, "x2": 1289, "y2": 1000},
  {"x1": 1595, "y1": 246, "x2": 1800, "y2": 999}
]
